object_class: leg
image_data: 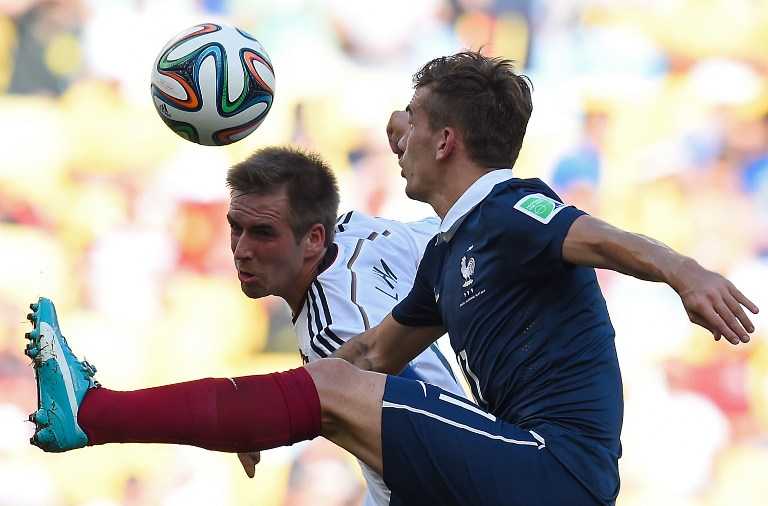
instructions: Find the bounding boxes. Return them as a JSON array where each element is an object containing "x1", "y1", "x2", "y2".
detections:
[
  {"x1": 379, "y1": 376, "x2": 601, "y2": 505},
  {"x1": 305, "y1": 358, "x2": 386, "y2": 475},
  {"x1": 24, "y1": 297, "x2": 321, "y2": 453},
  {"x1": 77, "y1": 369, "x2": 321, "y2": 452},
  {"x1": 23, "y1": 296, "x2": 385, "y2": 471}
]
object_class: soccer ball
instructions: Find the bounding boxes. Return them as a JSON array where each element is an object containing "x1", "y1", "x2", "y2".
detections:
[{"x1": 150, "y1": 23, "x2": 275, "y2": 146}]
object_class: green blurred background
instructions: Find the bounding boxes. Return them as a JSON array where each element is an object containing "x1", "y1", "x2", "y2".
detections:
[{"x1": 1, "y1": 0, "x2": 768, "y2": 504}]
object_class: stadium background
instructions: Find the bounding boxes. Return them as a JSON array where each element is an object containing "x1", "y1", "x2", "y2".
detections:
[{"x1": 1, "y1": 0, "x2": 767, "y2": 504}]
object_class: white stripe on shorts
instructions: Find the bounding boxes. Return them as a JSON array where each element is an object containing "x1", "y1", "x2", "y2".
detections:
[{"x1": 382, "y1": 400, "x2": 546, "y2": 449}]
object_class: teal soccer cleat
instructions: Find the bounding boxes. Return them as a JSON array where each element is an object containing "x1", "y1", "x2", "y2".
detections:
[{"x1": 24, "y1": 297, "x2": 99, "y2": 452}]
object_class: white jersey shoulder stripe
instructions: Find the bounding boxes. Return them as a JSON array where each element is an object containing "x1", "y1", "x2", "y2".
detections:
[
  {"x1": 306, "y1": 281, "x2": 330, "y2": 336},
  {"x1": 309, "y1": 329, "x2": 334, "y2": 358},
  {"x1": 335, "y1": 211, "x2": 354, "y2": 232},
  {"x1": 310, "y1": 326, "x2": 346, "y2": 358},
  {"x1": 306, "y1": 280, "x2": 348, "y2": 357}
]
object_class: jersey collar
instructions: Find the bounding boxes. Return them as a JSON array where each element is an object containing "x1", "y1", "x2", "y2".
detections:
[
  {"x1": 318, "y1": 243, "x2": 338, "y2": 275},
  {"x1": 438, "y1": 168, "x2": 513, "y2": 243}
]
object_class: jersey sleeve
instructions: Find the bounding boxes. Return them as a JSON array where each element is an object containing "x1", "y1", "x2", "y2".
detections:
[
  {"x1": 299, "y1": 221, "x2": 436, "y2": 361},
  {"x1": 489, "y1": 185, "x2": 586, "y2": 278}
]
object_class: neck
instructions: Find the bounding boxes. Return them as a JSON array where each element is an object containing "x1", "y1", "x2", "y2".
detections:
[
  {"x1": 430, "y1": 164, "x2": 488, "y2": 219},
  {"x1": 285, "y1": 247, "x2": 328, "y2": 314}
]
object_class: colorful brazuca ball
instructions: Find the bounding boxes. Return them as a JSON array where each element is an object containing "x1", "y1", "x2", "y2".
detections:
[{"x1": 150, "y1": 23, "x2": 275, "y2": 146}]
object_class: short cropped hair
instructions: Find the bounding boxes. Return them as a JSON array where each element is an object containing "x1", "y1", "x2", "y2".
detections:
[
  {"x1": 226, "y1": 146, "x2": 340, "y2": 247},
  {"x1": 412, "y1": 50, "x2": 533, "y2": 169}
]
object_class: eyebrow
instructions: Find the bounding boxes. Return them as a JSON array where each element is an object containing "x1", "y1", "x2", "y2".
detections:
[
  {"x1": 226, "y1": 212, "x2": 279, "y2": 231},
  {"x1": 231, "y1": 189, "x2": 264, "y2": 201}
]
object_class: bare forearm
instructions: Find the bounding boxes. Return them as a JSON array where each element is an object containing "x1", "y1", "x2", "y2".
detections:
[
  {"x1": 563, "y1": 216, "x2": 688, "y2": 285},
  {"x1": 332, "y1": 332, "x2": 377, "y2": 372},
  {"x1": 331, "y1": 314, "x2": 445, "y2": 373},
  {"x1": 331, "y1": 324, "x2": 408, "y2": 375},
  {"x1": 563, "y1": 215, "x2": 759, "y2": 344},
  {"x1": 597, "y1": 233, "x2": 690, "y2": 287}
]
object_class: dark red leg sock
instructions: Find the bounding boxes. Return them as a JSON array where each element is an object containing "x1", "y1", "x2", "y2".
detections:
[{"x1": 77, "y1": 367, "x2": 321, "y2": 452}]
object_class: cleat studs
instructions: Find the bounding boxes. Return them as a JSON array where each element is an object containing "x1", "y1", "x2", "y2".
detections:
[
  {"x1": 33, "y1": 426, "x2": 54, "y2": 448},
  {"x1": 82, "y1": 360, "x2": 97, "y2": 376},
  {"x1": 29, "y1": 302, "x2": 39, "y2": 311},
  {"x1": 24, "y1": 345, "x2": 39, "y2": 359},
  {"x1": 31, "y1": 409, "x2": 48, "y2": 426}
]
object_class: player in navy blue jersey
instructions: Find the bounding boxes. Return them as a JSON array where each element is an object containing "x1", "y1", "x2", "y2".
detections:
[
  {"x1": 328, "y1": 52, "x2": 758, "y2": 505},
  {"x1": 24, "y1": 51, "x2": 758, "y2": 506}
]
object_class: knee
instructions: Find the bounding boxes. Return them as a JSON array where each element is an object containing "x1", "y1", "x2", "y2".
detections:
[
  {"x1": 304, "y1": 357, "x2": 359, "y2": 391},
  {"x1": 303, "y1": 358, "x2": 385, "y2": 430}
]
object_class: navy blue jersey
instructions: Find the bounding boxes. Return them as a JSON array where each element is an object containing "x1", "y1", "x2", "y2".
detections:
[{"x1": 392, "y1": 176, "x2": 623, "y2": 501}]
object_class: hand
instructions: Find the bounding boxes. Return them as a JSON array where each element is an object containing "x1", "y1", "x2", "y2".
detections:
[
  {"x1": 238, "y1": 451, "x2": 261, "y2": 479},
  {"x1": 674, "y1": 260, "x2": 759, "y2": 345},
  {"x1": 386, "y1": 110, "x2": 408, "y2": 156}
]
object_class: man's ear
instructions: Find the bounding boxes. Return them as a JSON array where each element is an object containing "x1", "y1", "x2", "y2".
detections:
[
  {"x1": 436, "y1": 127, "x2": 457, "y2": 161},
  {"x1": 305, "y1": 223, "x2": 326, "y2": 256}
]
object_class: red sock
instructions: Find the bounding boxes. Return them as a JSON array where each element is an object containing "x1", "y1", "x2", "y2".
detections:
[{"x1": 77, "y1": 367, "x2": 321, "y2": 452}]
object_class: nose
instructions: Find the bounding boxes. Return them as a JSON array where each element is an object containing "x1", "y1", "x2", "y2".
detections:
[{"x1": 232, "y1": 234, "x2": 251, "y2": 262}]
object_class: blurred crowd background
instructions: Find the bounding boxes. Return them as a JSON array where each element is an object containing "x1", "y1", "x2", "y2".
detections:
[{"x1": 1, "y1": 0, "x2": 768, "y2": 504}]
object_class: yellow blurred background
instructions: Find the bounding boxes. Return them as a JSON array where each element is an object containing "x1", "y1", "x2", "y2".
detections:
[{"x1": 1, "y1": 0, "x2": 767, "y2": 504}]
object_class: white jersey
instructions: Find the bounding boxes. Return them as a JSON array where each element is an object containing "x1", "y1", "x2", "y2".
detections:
[{"x1": 293, "y1": 211, "x2": 466, "y2": 506}]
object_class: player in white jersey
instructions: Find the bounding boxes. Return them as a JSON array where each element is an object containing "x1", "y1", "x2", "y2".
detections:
[
  {"x1": 296, "y1": 211, "x2": 456, "y2": 381},
  {"x1": 222, "y1": 145, "x2": 464, "y2": 505},
  {"x1": 23, "y1": 144, "x2": 463, "y2": 505},
  {"x1": 294, "y1": 211, "x2": 464, "y2": 505}
]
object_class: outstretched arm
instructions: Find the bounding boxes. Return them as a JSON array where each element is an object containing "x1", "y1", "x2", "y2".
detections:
[
  {"x1": 562, "y1": 215, "x2": 759, "y2": 344},
  {"x1": 332, "y1": 313, "x2": 445, "y2": 373}
]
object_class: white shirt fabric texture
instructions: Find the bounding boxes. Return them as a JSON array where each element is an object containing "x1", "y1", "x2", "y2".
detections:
[{"x1": 293, "y1": 211, "x2": 466, "y2": 506}]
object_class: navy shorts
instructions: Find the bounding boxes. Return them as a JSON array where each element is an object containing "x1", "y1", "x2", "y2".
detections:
[{"x1": 381, "y1": 375, "x2": 599, "y2": 506}]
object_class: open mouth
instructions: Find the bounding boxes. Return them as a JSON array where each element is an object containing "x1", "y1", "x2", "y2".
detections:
[{"x1": 238, "y1": 270, "x2": 256, "y2": 282}]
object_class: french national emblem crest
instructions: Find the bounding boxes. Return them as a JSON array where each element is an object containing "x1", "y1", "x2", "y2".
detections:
[{"x1": 460, "y1": 255, "x2": 475, "y2": 287}]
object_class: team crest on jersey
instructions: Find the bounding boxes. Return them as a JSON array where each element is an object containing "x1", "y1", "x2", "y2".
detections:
[
  {"x1": 460, "y1": 255, "x2": 475, "y2": 287},
  {"x1": 513, "y1": 193, "x2": 566, "y2": 224},
  {"x1": 459, "y1": 252, "x2": 484, "y2": 307}
]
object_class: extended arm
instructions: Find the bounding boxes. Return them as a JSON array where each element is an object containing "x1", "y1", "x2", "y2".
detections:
[
  {"x1": 332, "y1": 313, "x2": 445, "y2": 373},
  {"x1": 562, "y1": 215, "x2": 759, "y2": 344}
]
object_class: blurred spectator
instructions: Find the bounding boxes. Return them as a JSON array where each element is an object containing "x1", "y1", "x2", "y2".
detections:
[
  {"x1": 282, "y1": 438, "x2": 365, "y2": 506},
  {"x1": 550, "y1": 107, "x2": 608, "y2": 215},
  {"x1": 3, "y1": 0, "x2": 87, "y2": 96},
  {"x1": 665, "y1": 351, "x2": 758, "y2": 441},
  {"x1": 0, "y1": 189, "x2": 44, "y2": 226},
  {"x1": 620, "y1": 363, "x2": 731, "y2": 503}
]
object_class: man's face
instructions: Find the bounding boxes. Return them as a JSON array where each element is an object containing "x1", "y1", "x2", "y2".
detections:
[
  {"x1": 399, "y1": 87, "x2": 439, "y2": 203},
  {"x1": 227, "y1": 189, "x2": 305, "y2": 300}
]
